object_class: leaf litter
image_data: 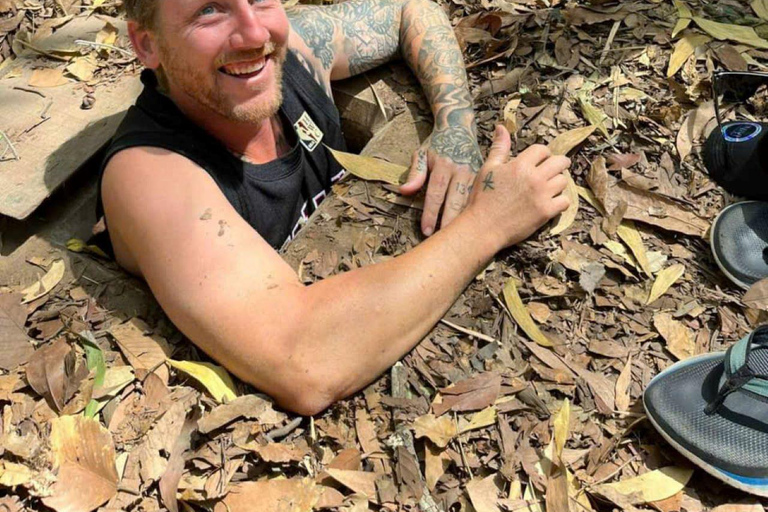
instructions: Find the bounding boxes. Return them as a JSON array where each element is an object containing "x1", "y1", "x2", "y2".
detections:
[{"x1": 2, "y1": 0, "x2": 768, "y2": 510}]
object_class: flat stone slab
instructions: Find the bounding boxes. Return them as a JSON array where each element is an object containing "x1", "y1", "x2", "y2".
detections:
[{"x1": 0, "y1": 15, "x2": 141, "y2": 220}]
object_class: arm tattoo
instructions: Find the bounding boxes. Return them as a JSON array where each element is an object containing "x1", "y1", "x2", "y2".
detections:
[
  {"x1": 287, "y1": 0, "x2": 402, "y2": 76},
  {"x1": 292, "y1": 50, "x2": 333, "y2": 97},
  {"x1": 401, "y1": 1, "x2": 481, "y2": 172}
]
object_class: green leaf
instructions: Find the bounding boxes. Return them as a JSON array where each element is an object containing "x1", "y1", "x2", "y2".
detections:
[{"x1": 78, "y1": 331, "x2": 106, "y2": 419}]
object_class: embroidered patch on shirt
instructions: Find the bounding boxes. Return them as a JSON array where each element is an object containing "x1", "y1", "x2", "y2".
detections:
[{"x1": 294, "y1": 111, "x2": 324, "y2": 152}]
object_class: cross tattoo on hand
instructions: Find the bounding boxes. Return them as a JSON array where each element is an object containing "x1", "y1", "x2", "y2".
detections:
[{"x1": 482, "y1": 172, "x2": 495, "y2": 191}]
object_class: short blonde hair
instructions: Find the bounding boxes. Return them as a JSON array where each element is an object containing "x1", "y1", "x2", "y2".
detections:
[{"x1": 124, "y1": 0, "x2": 159, "y2": 30}]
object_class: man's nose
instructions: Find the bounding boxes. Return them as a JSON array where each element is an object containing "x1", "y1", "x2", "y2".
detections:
[{"x1": 229, "y1": 5, "x2": 270, "y2": 49}]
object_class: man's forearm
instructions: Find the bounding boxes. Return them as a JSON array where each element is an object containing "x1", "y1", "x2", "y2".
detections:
[
  {"x1": 400, "y1": 0, "x2": 482, "y2": 171},
  {"x1": 262, "y1": 211, "x2": 499, "y2": 413}
]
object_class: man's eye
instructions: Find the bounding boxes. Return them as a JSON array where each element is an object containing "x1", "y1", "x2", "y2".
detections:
[{"x1": 198, "y1": 4, "x2": 219, "y2": 16}]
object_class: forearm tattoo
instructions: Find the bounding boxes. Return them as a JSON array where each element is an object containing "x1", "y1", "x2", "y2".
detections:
[
  {"x1": 287, "y1": 0, "x2": 401, "y2": 76},
  {"x1": 401, "y1": 1, "x2": 481, "y2": 172}
]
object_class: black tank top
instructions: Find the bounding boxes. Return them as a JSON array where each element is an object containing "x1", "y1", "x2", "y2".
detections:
[{"x1": 96, "y1": 50, "x2": 347, "y2": 253}]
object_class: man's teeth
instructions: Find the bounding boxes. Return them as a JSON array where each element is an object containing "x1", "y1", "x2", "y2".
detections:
[{"x1": 222, "y1": 58, "x2": 266, "y2": 76}]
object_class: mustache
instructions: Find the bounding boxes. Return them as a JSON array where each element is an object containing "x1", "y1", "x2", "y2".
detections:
[{"x1": 216, "y1": 41, "x2": 280, "y2": 67}]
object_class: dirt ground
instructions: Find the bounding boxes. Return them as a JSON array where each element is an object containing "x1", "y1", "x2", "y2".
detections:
[{"x1": 2, "y1": 0, "x2": 768, "y2": 511}]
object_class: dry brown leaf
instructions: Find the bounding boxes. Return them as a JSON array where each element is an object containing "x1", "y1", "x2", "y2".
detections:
[
  {"x1": 0, "y1": 292, "x2": 33, "y2": 371},
  {"x1": 616, "y1": 221, "x2": 651, "y2": 276},
  {"x1": 647, "y1": 264, "x2": 685, "y2": 304},
  {"x1": 325, "y1": 469, "x2": 377, "y2": 499},
  {"x1": 548, "y1": 125, "x2": 597, "y2": 156},
  {"x1": 475, "y1": 68, "x2": 525, "y2": 100},
  {"x1": 667, "y1": 34, "x2": 711, "y2": 78},
  {"x1": 21, "y1": 259, "x2": 65, "y2": 304},
  {"x1": 615, "y1": 355, "x2": 633, "y2": 412},
  {"x1": 654, "y1": 313, "x2": 695, "y2": 361},
  {"x1": 460, "y1": 406, "x2": 497, "y2": 433},
  {"x1": 676, "y1": 101, "x2": 715, "y2": 161},
  {"x1": 693, "y1": 17, "x2": 768, "y2": 49},
  {"x1": 466, "y1": 474, "x2": 503, "y2": 512},
  {"x1": 753, "y1": 0, "x2": 768, "y2": 22},
  {"x1": 327, "y1": 147, "x2": 408, "y2": 185},
  {"x1": 503, "y1": 98, "x2": 521, "y2": 137},
  {"x1": 109, "y1": 318, "x2": 171, "y2": 384},
  {"x1": 28, "y1": 68, "x2": 69, "y2": 88},
  {"x1": 424, "y1": 441, "x2": 450, "y2": 491},
  {"x1": 42, "y1": 415, "x2": 118, "y2": 512},
  {"x1": 672, "y1": 0, "x2": 692, "y2": 38},
  {"x1": 595, "y1": 467, "x2": 693, "y2": 505},
  {"x1": 711, "y1": 502, "x2": 764, "y2": 512},
  {"x1": 434, "y1": 372, "x2": 501, "y2": 416},
  {"x1": 743, "y1": 278, "x2": 768, "y2": 311},
  {"x1": 200, "y1": 394, "x2": 282, "y2": 434},
  {"x1": 503, "y1": 277, "x2": 553, "y2": 347},
  {"x1": 411, "y1": 413, "x2": 457, "y2": 448},
  {"x1": 25, "y1": 338, "x2": 74, "y2": 412},
  {"x1": 0, "y1": 461, "x2": 33, "y2": 487},
  {"x1": 65, "y1": 56, "x2": 97, "y2": 82},
  {"x1": 587, "y1": 156, "x2": 708, "y2": 237},
  {"x1": 253, "y1": 443, "x2": 307, "y2": 463},
  {"x1": 213, "y1": 477, "x2": 321, "y2": 512},
  {"x1": 355, "y1": 408, "x2": 383, "y2": 455},
  {"x1": 550, "y1": 171, "x2": 580, "y2": 236}
]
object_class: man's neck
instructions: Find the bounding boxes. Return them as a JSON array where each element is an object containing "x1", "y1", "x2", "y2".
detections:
[{"x1": 168, "y1": 91, "x2": 287, "y2": 165}]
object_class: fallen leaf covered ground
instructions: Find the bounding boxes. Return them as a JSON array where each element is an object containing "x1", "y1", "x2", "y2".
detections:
[{"x1": 2, "y1": 0, "x2": 768, "y2": 510}]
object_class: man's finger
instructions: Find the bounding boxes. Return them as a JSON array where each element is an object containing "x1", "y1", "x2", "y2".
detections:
[
  {"x1": 515, "y1": 144, "x2": 551, "y2": 169},
  {"x1": 537, "y1": 155, "x2": 571, "y2": 179},
  {"x1": 421, "y1": 168, "x2": 451, "y2": 236},
  {"x1": 399, "y1": 149, "x2": 428, "y2": 196},
  {"x1": 440, "y1": 177, "x2": 472, "y2": 229},
  {"x1": 484, "y1": 125, "x2": 511, "y2": 167}
]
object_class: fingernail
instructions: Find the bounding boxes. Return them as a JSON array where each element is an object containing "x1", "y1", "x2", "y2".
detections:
[{"x1": 424, "y1": 226, "x2": 433, "y2": 236}]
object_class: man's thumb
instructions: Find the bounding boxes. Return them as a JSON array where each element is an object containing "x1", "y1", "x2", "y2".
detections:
[{"x1": 485, "y1": 125, "x2": 511, "y2": 166}]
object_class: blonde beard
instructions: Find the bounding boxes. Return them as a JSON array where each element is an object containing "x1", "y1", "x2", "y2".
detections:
[{"x1": 156, "y1": 43, "x2": 286, "y2": 125}]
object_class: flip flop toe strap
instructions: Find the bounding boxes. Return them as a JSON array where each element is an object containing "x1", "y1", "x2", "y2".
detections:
[{"x1": 704, "y1": 325, "x2": 768, "y2": 415}]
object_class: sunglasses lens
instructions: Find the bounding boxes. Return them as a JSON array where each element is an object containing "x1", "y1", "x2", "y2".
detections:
[{"x1": 715, "y1": 73, "x2": 768, "y2": 139}]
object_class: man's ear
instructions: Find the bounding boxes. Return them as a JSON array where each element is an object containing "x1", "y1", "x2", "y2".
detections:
[{"x1": 127, "y1": 21, "x2": 161, "y2": 69}]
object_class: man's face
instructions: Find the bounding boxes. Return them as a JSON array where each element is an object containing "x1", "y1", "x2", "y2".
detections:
[{"x1": 149, "y1": 0, "x2": 290, "y2": 124}]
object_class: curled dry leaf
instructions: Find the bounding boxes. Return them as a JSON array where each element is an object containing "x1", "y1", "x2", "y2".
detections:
[
  {"x1": 550, "y1": 172, "x2": 580, "y2": 236},
  {"x1": 647, "y1": 264, "x2": 685, "y2": 304},
  {"x1": 502, "y1": 277, "x2": 553, "y2": 347},
  {"x1": 587, "y1": 156, "x2": 708, "y2": 237},
  {"x1": 21, "y1": 259, "x2": 65, "y2": 304},
  {"x1": 594, "y1": 466, "x2": 693, "y2": 505},
  {"x1": 616, "y1": 221, "x2": 652, "y2": 276},
  {"x1": 327, "y1": 146, "x2": 408, "y2": 185},
  {"x1": 411, "y1": 413, "x2": 457, "y2": 448}
]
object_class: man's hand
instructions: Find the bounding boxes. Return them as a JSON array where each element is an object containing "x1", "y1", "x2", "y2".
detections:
[
  {"x1": 464, "y1": 125, "x2": 571, "y2": 249},
  {"x1": 399, "y1": 124, "x2": 483, "y2": 236}
]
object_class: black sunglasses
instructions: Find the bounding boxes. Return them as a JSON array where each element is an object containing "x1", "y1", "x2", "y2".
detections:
[{"x1": 713, "y1": 70, "x2": 768, "y2": 133}]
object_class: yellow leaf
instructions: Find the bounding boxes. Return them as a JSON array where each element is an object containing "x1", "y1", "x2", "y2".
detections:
[
  {"x1": 667, "y1": 34, "x2": 711, "y2": 78},
  {"x1": 66, "y1": 56, "x2": 97, "y2": 82},
  {"x1": 28, "y1": 68, "x2": 68, "y2": 88},
  {"x1": 552, "y1": 399, "x2": 570, "y2": 459},
  {"x1": 598, "y1": 466, "x2": 693, "y2": 504},
  {"x1": 66, "y1": 238, "x2": 109, "y2": 258},
  {"x1": 95, "y1": 21, "x2": 118, "y2": 46},
  {"x1": 21, "y1": 259, "x2": 65, "y2": 304},
  {"x1": 327, "y1": 147, "x2": 408, "y2": 185},
  {"x1": 460, "y1": 405, "x2": 497, "y2": 433},
  {"x1": 603, "y1": 240, "x2": 638, "y2": 269},
  {"x1": 654, "y1": 312, "x2": 695, "y2": 361},
  {"x1": 548, "y1": 125, "x2": 597, "y2": 156},
  {"x1": 647, "y1": 264, "x2": 685, "y2": 304},
  {"x1": 753, "y1": 0, "x2": 768, "y2": 22},
  {"x1": 693, "y1": 17, "x2": 768, "y2": 49},
  {"x1": 578, "y1": 94, "x2": 609, "y2": 137},
  {"x1": 90, "y1": 0, "x2": 107, "y2": 11},
  {"x1": 412, "y1": 413, "x2": 457, "y2": 448},
  {"x1": 0, "y1": 461, "x2": 33, "y2": 487},
  {"x1": 503, "y1": 277, "x2": 553, "y2": 347},
  {"x1": 550, "y1": 171, "x2": 579, "y2": 236},
  {"x1": 615, "y1": 355, "x2": 633, "y2": 412},
  {"x1": 167, "y1": 359, "x2": 238, "y2": 403},
  {"x1": 671, "y1": 0, "x2": 692, "y2": 38},
  {"x1": 503, "y1": 98, "x2": 521, "y2": 137},
  {"x1": 576, "y1": 185, "x2": 606, "y2": 215},
  {"x1": 616, "y1": 221, "x2": 652, "y2": 276}
]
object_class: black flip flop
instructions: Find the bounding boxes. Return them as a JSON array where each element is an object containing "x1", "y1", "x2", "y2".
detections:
[
  {"x1": 711, "y1": 201, "x2": 768, "y2": 289},
  {"x1": 644, "y1": 325, "x2": 768, "y2": 497}
]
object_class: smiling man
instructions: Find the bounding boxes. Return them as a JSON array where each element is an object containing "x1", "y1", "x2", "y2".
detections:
[{"x1": 100, "y1": 0, "x2": 572, "y2": 414}]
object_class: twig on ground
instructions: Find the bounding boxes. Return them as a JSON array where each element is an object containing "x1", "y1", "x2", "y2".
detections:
[
  {"x1": 74, "y1": 39, "x2": 135, "y2": 58},
  {"x1": 440, "y1": 318, "x2": 496, "y2": 343},
  {"x1": 265, "y1": 416, "x2": 302, "y2": 442},
  {"x1": 599, "y1": 21, "x2": 621, "y2": 65},
  {"x1": 0, "y1": 129, "x2": 19, "y2": 161},
  {"x1": 13, "y1": 86, "x2": 47, "y2": 98}
]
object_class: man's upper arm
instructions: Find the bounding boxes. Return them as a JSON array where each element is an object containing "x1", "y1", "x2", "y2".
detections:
[
  {"x1": 101, "y1": 148, "x2": 309, "y2": 403},
  {"x1": 286, "y1": 0, "x2": 404, "y2": 83}
]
